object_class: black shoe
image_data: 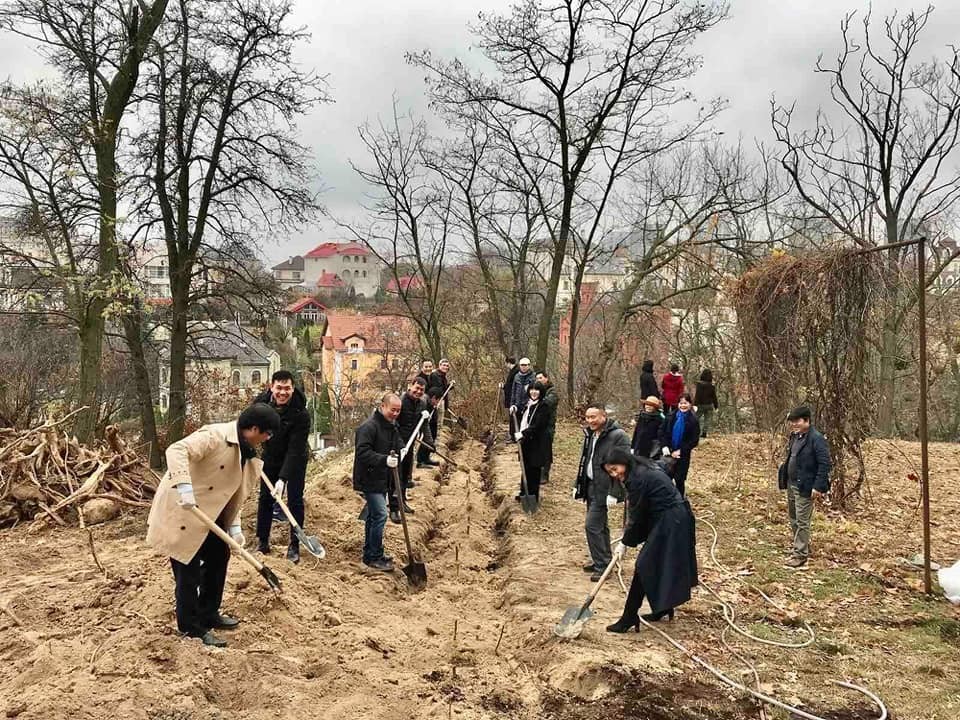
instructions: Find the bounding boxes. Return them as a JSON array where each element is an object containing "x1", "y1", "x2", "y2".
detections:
[
  {"x1": 257, "y1": 540, "x2": 270, "y2": 555},
  {"x1": 403, "y1": 479, "x2": 416, "y2": 489},
  {"x1": 641, "y1": 609, "x2": 675, "y2": 622},
  {"x1": 590, "y1": 571, "x2": 604, "y2": 582},
  {"x1": 209, "y1": 614, "x2": 240, "y2": 630},
  {"x1": 272, "y1": 502, "x2": 284, "y2": 522},
  {"x1": 606, "y1": 616, "x2": 640, "y2": 633},
  {"x1": 287, "y1": 545, "x2": 300, "y2": 564},
  {"x1": 425, "y1": 459, "x2": 440, "y2": 467},
  {"x1": 364, "y1": 558, "x2": 395, "y2": 572},
  {"x1": 200, "y1": 631, "x2": 227, "y2": 647},
  {"x1": 402, "y1": 503, "x2": 415, "y2": 515},
  {"x1": 389, "y1": 510, "x2": 401, "y2": 524},
  {"x1": 583, "y1": 563, "x2": 597, "y2": 573},
  {"x1": 416, "y1": 462, "x2": 429, "y2": 469}
]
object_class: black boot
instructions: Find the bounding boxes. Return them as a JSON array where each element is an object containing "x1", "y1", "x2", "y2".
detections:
[
  {"x1": 256, "y1": 539, "x2": 270, "y2": 555},
  {"x1": 641, "y1": 608, "x2": 675, "y2": 622},
  {"x1": 606, "y1": 615, "x2": 640, "y2": 633}
]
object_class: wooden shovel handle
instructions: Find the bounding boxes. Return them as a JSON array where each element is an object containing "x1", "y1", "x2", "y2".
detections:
[
  {"x1": 579, "y1": 555, "x2": 620, "y2": 612},
  {"x1": 189, "y1": 505, "x2": 265, "y2": 573},
  {"x1": 259, "y1": 471, "x2": 301, "y2": 531}
]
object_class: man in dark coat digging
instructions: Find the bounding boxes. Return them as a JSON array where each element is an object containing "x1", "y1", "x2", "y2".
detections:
[
  {"x1": 392, "y1": 377, "x2": 433, "y2": 523},
  {"x1": 603, "y1": 448, "x2": 698, "y2": 632},
  {"x1": 254, "y1": 370, "x2": 311, "y2": 563}
]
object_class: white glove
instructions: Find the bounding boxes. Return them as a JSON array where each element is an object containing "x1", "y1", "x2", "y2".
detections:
[
  {"x1": 514, "y1": 431, "x2": 523, "y2": 441},
  {"x1": 228, "y1": 524, "x2": 245, "y2": 546},
  {"x1": 662, "y1": 446, "x2": 670, "y2": 456},
  {"x1": 509, "y1": 405, "x2": 517, "y2": 415},
  {"x1": 421, "y1": 409, "x2": 430, "y2": 420},
  {"x1": 400, "y1": 447, "x2": 408, "y2": 462},
  {"x1": 386, "y1": 454, "x2": 399, "y2": 468},
  {"x1": 613, "y1": 541, "x2": 626, "y2": 560},
  {"x1": 606, "y1": 494, "x2": 619, "y2": 507},
  {"x1": 175, "y1": 482, "x2": 196, "y2": 508},
  {"x1": 272, "y1": 479, "x2": 285, "y2": 499},
  {"x1": 572, "y1": 487, "x2": 578, "y2": 499}
]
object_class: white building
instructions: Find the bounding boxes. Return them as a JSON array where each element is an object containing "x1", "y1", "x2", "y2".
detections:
[
  {"x1": 271, "y1": 255, "x2": 306, "y2": 289},
  {"x1": 302, "y1": 242, "x2": 381, "y2": 297}
]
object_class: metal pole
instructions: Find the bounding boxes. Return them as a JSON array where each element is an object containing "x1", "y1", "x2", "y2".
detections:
[{"x1": 917, "y1": 238, "x2": 932, "y2": 594}]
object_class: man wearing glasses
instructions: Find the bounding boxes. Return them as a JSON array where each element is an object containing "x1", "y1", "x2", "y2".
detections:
[{"x1": 147, "y1": 403, "x2": 281, "y2": 647}]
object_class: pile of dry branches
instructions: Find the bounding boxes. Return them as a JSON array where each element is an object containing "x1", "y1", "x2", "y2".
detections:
[
  {"x1": 731, "y1": 249, "x2": 883, "y2": 506},
  {"x1": 0, "y1": 409, "x2": 159, "y2": 529}
]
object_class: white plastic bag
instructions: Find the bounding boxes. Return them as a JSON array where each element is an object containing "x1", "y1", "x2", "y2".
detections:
[{"x1": 937, "y1": 559, "x2": 960, "y2": 605}]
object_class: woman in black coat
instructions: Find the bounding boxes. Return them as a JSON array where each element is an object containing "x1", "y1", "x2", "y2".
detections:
[
  {"x1": 658, "y1": 393, "x2": 700, "y2": 497},
  {"x1": 515, "y1": 382, "x2": 550, "y2": 500},
  {"x1": 639, "y1": 359, "x2": 659, "y2": 401},
  {"x1": 603, "y1": 448, "x2": 698, "y2": 631},
  {"x1": 631, "y1": 395, "x2": 664, "y2": 458}
]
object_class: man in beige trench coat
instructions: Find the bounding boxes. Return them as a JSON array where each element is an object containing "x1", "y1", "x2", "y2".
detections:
[{"x1": 147, "y1": 403, "x2": 280, "y2": 647}]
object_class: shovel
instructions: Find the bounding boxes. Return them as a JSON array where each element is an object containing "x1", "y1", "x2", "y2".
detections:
[
  {"x1": 511, "y1": 409, "x2": 539, "y2": 514},
  {"x1": 554, "y1": 554, "x2": 620, "y2": 639},
  {"x1": 189, "y1": 506, "x2": 282, "y2": 593},
  {"x1": 416, "y1": 439, "x2": 461, "y2": 469},
  {"x1": 259, "y1": 471, "x2": 326, "y2": 560},
  {"x1": 392, "y1": 463, "x2": 427, "y2": 588}
]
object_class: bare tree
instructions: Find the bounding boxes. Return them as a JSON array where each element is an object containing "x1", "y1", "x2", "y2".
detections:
[
  {"x1": 772, "y1": 6, "x2": 960, "y2": 435},
  {"x1": 129, "y1": 0, "x2": 326, "y2": 443},
  {"x1": 0, "y1": 0, "x2": 169, "y2": 441},
  {"x1": 410, "y1": 0, "x2": 727, "y2": 370},
  {"x1": 344, "y1": 103, "x2": 450, "y2": 362}
]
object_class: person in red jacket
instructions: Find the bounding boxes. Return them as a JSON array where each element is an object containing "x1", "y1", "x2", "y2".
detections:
[{"x1": 661, "y1": 364, "x2": 685, "y2": 412}]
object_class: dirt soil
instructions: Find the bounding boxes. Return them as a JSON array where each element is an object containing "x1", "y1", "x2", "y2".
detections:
[{"x1": 1, "y1": 423, "x2": 958, "y2": 719}]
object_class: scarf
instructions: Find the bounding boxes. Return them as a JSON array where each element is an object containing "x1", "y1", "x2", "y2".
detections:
[
  {"x1": 671, "y1": 410, "x2": 687, "y2": 450},
  {"x1": 520, "y1": 399, "x2": 538, "y2": 432}
]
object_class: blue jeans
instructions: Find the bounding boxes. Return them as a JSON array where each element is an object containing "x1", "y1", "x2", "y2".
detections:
[{"x1": 362, "y1": 492, "x2": 388, "y2": 564}]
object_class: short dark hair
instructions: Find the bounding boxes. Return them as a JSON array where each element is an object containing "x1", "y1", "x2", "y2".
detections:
[
  {"x1": 238, "y1": 402, "x2": 281, "y2": 434},
  {"x1": 426, "y1": 387, "x2": 444, "y2": 399},
  {"x1": 535, "y1": 369, "x2": 549, "y2": 379},
  {"x1": 670, "y1": 363, "x2": 680, "y2": 373},
  {"x1": 680, "y1": 393, "x2": 693, "y2": 403},
  {"x1": 787, "y1": 406, "x2": 812, "y2": 422},
  {"x1": 271, "y1": 369, "x2": 295, "y2": 384},
  {"x1": 411, "y1": 377, "x2": 427, "y2": 388},
  {"x1": 585, "y1": 402, "x2": 607, "y2": 414},
  {"x1": 506, "y1": 356, "x2": 516, "y2": 364}
]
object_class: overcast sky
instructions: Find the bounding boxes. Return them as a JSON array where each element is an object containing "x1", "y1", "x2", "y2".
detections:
[{"x1": 2, "y1": 1, "x2": 959, "y2": 265}]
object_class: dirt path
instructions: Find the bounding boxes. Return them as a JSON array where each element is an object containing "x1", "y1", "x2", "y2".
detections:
[{"x1": 1, "y1": 426, "x2": 957, "y2": 719}]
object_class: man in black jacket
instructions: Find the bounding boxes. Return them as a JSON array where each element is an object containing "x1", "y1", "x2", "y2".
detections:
[
  {"x1": 779, "y1": 406, "x2": 831, "y2": 568},
  {"x1": 392, "y1": 378, "x2": 433, "y2": 522},
  {"x1": 254, "y1": 370, "x2": 311, "y2": 563},
  {"x1": 353, "y1": 393, "x2": 403, "y2": 571},
  {"x1": 574, "y1": 404, "x2": 631, "y2": 581}
]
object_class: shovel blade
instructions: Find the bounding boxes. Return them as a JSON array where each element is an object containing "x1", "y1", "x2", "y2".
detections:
[
  {"x1": 258, "y1": 564, "x2": 283, "y2": 593},
  {"x1": 554, "y1": 605, "x2": 594, "y2": 639},
  {"x1": 403, "y1": 561, "x2": 428, "y2": 589},
  {"x1": 295, "y1": 527, "x2": 326, "y2": 559},
  {"x1": 520, "y1": 494, "x2": 539, "y2": 514}
]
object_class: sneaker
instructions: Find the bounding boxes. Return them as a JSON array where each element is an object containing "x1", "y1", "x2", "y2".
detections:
[
  {"x1": 784, "y1": 556, "x2": 807, "y2": 568},
  {"x1": 364, "y1": 558, "x2": 395, "y2": 572},
  {"x1": 200, "y1": 631, "x2": 227, "y2": 648},
  {"x1": 590, "y1": 571, "x2": 604, "y2": 582},
  {"x1": 583, "y1": 563, "x2": 597, "y2": 573},
  {"x1": 271, "y1": 502, "x2": 284, "y2": 522}
]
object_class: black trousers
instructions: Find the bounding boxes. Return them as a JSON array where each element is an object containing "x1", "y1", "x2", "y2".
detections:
[
  {"x1": 170, "y1": 528, "x2": 230, "y2": 636},
  {"x1": 417, "y1": 418, "x2": 438, "y2": 463},
  {"x1": 520, "y1": 458, "x2": 542, "y2": 499},
  {"x1": 620, "y1": 572, "x2": 646, "y2": 622},
  {"x1": 256, "y1": 472, "x2": 305, "y2": 547},
  {"x1": 389, "y1": 450, "x2": 413, "y2": 511},
  {"x1": 674, "y1": 455, "x2": 691, "y2": 497}
]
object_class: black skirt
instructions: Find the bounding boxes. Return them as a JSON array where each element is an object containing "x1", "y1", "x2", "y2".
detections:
[{"x1": 634, "y1": 500, "x2": 698, "y2": 613}]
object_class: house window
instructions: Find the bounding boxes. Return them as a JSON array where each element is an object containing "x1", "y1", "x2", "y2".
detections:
[
  {"x1": 350, "y1": 359, "x2": 358, "y2": 370},
  {"x1": 344, "y1": 256, "x2": 350, "y2": 263},
  {"x1": 362, "y1": 270, "x2": 367, "y2": 278},
  {"x1": 391, "y1": 358, "x2": 399, "y2": 369},
  {"x1": 343, "y1": 269, "x2": 351, "y2": 279},
  {"x1": 380, "y1": 358, "x2": 388, "y2": 369},
  {"x1": 231, "y1": 370, "x2": 241, "y2": 387},
  {"x1": 349, "y1": 342, "x2": 359, "y2": 350},
  {"x1": 362, "y1": 257, "x2": 367, "y2": 264},
  {"x1": 251, "y1": 370, "x2": 262, "y2": 385},
  {"x1": 293, "y1": 271, "x2": 301, "y2": 280}
]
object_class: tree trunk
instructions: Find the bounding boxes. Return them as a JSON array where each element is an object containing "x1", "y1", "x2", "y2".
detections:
[
  {"x1": 166, "y1": 272, "x2": 191, "y2": 443},
  {"x1": 74, "y1": 307, "x2": 104, "y2": 442},
  {"x1": 534, "y1": 202, "x2": 572, "y2": 369},
  {"x1": 122, "y1": 309, "x2": 162, "y2": 468},
  {"x1": 875, "y1": 244, "x2": 903, "y2": 436}
]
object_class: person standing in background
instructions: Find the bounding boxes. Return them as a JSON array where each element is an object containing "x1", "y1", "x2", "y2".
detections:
[
  {"x1": 661, "y1": 363, "x2": 685, "y2": 413},
  {"x1": 693, "y1": 369, "x2": 719, "y2": 438},
  {"x1": 639, "y1": 359, "x2": 659, "y2": 402}
]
